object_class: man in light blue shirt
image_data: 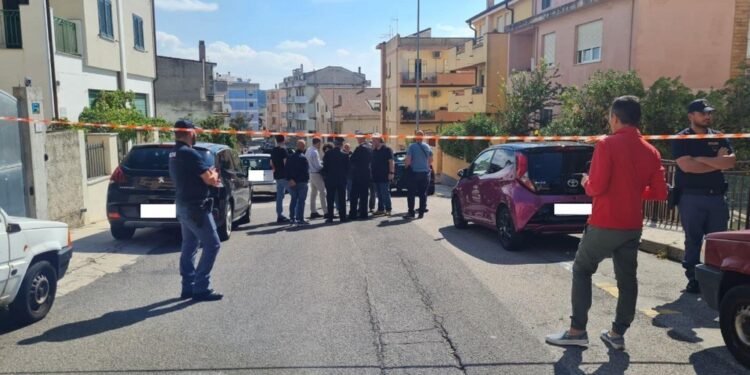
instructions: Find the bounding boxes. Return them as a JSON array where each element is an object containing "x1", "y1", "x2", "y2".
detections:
[{"x1": 404, "y1": 131, "x2": 433, "y2": 219}]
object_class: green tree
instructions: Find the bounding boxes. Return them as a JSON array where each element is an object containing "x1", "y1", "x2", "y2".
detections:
[
  {"x1": 498, "y1": 61, "x2": 563, "y2": 135},
  {"x1": 196, "y1": 116, "x2": 237, "y2": 149},
  {"x1": 544, "y1": 70, "x2": 645, "y2": 136},
  {"x1": 76, "y1": 90, "x2": 168, "y2": 142},
  {"x1": 640, "y1": 77, "x2": 695, "y2": 156},
  {"x1": 438, "y1": 114, "x2": 498, "y2": 162}
]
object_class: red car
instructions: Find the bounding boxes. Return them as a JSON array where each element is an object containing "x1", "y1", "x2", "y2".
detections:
[
  {"x1": 451, "y1": 142, "x2": 594, "y2": 250},
  {"x1": 696, "y1": 230, "x2": 750, "y2": 369}
]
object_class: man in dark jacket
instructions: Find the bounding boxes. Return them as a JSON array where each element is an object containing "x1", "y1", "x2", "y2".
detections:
[
  {"x1": 285, "y1": 140, "x2": 310, "y2": 226},
  {"x1": 323, "y1": 138, "x2": 350, "y2": 223},
  {"x1": 349, "y1": 135, "x2": 373, "y2": 219}
]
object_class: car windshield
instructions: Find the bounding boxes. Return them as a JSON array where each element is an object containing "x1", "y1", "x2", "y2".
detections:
[
  {"x1": 124, "y1": 147, "x2": 212, "y2": 170},
  {"x1": 242, "y1": 157, "x2": 272, "y2": 171}
]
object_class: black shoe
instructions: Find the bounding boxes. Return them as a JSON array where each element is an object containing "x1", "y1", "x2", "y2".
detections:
[
  {"x1": 277, "y1": 216, "x2": 290, "y2": 224},
  {"x1": 179, "y1": 290, "x2": 192, "y2": 300},
  {"x1": 418, "y1": 213, "x2": 424, "y2": 219},
  {"x1": 192, "y1": 290, "x2": 224, "y2": 301},
  {"x1": 403, "y1": 213, "x2": 415, "y2": 220},
  {"x1": 348, "y1": 214, "x2": 358, "y2": 220},
  {"x1": 310, "y1": 212, "x2": 322, "y2": 219},
  {"x1": 358, "y1": 214, "x2": 368, "y2": 220},
  {"x1": 325, "y1": 218, "x2": 334, "y2": 224},
  {"x1": 684, "y1": 280, "x2": 701, "y2": 294}
]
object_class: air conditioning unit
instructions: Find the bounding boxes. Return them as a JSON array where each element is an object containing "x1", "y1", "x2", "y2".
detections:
[
  {"x1": 432, "y1": 51, "x2": 441, "y2": 59},
  {"x1": 430, "y1": 90, "x2": 441, "y2": 97}
]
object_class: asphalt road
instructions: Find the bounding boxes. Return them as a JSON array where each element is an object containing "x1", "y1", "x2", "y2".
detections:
[{"x1": 0, "y1": 187, "x2": 746, "y2": 374}]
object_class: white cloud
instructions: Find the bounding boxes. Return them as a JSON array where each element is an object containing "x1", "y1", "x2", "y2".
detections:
[
  {"x1": 434, "y1": 24, "x2": 474, "y2": 38},
  {"x1": 155, "y1": 0, "x2": 218, "y2": 12},
  {"x1": 156, "y1": 31, "x2": 312, "y2": 89},
  {"x1": 336, "y1": 49, "x2": 351, "y2": 57},
  {"x1": 277, "y1": 38, "x2": 326, "y2": 50}
]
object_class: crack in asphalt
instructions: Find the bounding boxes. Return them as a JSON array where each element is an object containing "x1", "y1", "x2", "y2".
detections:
[
  {"x1": 400, "y1": 256, "x2": 468, "y2": 374},
  {"x1": 363, "y1": 276, "x2": 387, "y2": 375}
]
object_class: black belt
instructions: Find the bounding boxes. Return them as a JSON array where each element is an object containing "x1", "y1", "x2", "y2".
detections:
[{"x1": 681, "y1": 188, "x2": 725, "y2": 196}]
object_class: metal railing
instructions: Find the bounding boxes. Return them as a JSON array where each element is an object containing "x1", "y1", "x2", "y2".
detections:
[
  {"x1": 54, "y1": 17, "x2": 79, "y2": 55},
  {"x1": 401, "y1": 73, "x2": 438, "y2": 85},
  {"x1": 86, "y1": 142, "x2": 107, "y2": 179},
  {"x1": 0, "y1": 9, "x2": 22, "y2": 48},
  {"x1": 643, "y1": 160, "x2": 750, "y2": 231},
  {"x1": 401, "y1": 110, "x2": 436, "y2": 121}
]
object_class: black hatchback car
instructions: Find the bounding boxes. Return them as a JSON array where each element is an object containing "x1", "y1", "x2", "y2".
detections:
[
  {"x1": 392, "y1": 152, "x2": 436, "y2": 195},
  {"x1": 107, "y1": 143, "x2": 252, "y2": 241}
]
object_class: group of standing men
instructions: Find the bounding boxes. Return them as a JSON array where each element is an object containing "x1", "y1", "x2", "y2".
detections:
[{"x1": 269, "y1": 131, "x2": 434, "y2": 226}]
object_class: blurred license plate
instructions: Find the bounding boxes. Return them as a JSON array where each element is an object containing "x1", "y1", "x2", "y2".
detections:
[
  {"x1": 554, "y1": 203, "x2": 592, "y2": 216},
  {"x1": 140, "y1": 204, "x2": 176, "y2": 219}
]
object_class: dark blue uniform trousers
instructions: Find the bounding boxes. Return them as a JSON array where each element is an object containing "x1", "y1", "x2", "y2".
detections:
[{"x1": 678, "y1": 194, "x2": 728, "y2": 282}]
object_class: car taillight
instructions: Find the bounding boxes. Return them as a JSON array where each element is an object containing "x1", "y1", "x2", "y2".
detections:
[
  {"x1": 110, "y1": 166, "x2": 127, "y2": 185},
  {"x1": 67, "y1": 229, "x2": 73, "y2": 248},
  {"x1": 515, "y1": 152, "x2": 536, "y2": 192}
]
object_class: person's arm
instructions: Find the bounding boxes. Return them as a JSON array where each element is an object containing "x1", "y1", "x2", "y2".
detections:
[
  {"x1": 200, "y1": 169, "x2": 220, "y2": 187},
  {"x1": 309, "y1": 149, "x2": 323, "y2": 171},
  {"x1": 582, "y1": 141, "x2": 612, "y2": 197},
  {"x1": 694, "y1": 147, "x2": 736, "y2": 170},
  {"x1": 187, "y1": 150, "x2": 220, "y2": 187},
  {"x1": 405, "y1": 145, "x2": 413, "y2": 167},
  {"x1": 643, "y1": 164, "x2": 668, "y2": 201},
  {"x1": 675, "y1": 156, "x2": 719, "y2": 174}
]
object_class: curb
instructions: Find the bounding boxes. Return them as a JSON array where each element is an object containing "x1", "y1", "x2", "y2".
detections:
[{"x1": 639, "y1": 238, "x2": 685, "y2": 263}]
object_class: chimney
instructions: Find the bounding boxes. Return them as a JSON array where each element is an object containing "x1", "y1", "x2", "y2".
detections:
[
  {"x1": 487, "y1": 0, "x2": 494, "y2": 8},
  {"x1": 358, "y1": 66, "x2": 361, "y2": 74},
  {"x1": 199, "y1": 40, "x2": 206, "y2": 61}
]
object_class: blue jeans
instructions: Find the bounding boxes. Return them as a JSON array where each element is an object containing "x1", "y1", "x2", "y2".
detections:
[
  {"x1": 275, "y1": 179, "x2": 289, "y2": 218},
  {"x1": 289, "y1": 182, "x2": 309, "y2": 222},
  {"x1": 176, "y1": 204, "x2": 221, "y2": 294},
  {"x1": 375, "y1": 182, "x2": 392, "y2": 211},
  {"x1": 678, "y1": 194, "x2": 729, "y2": 282}
]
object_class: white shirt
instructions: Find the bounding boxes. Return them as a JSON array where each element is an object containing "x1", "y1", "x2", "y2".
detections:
[{"x1": 305, "y1": 147, "x2": 323, "y2": 173}]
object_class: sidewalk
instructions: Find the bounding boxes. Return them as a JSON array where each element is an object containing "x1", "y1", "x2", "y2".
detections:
[{"x1": 640, "y1": 225, "x2": 686, "y2": 263}]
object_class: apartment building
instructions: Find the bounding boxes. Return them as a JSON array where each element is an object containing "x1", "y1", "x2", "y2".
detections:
[
  {"x1": 0, "y1": 0, "x2": 157, "y2": 121},
  {"x1": 264, "y1": 88, "x2": 286, "y2": 131},
  {"x1": 377, "y1": 29, "x2": 475, "y2": 148},
  {"x1": 278, "y1": 65, "x2": 370, "y2": 132},
  {"x1": 312, "y1": 88, "x2": 381, "y2": 135},
  {"x1": 213, "y1": 73, "x2": 260, "y2": 130}
]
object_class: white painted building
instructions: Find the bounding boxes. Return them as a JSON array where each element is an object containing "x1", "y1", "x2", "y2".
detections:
[{"x1": 0, "y1": 0, "x2": 156, "y2": 121}]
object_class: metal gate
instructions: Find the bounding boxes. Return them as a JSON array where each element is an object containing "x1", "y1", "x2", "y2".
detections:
[{"x1": 0, "y1": 90, "x2": 26, "y2": 216}]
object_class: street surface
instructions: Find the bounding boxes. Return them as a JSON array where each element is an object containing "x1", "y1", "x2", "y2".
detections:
[{"x1": 0, "y1": 186, "x2": 745, "y2": 374}]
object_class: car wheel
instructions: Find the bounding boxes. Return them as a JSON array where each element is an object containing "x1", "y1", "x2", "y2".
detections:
[
  {"x1": 720, "y1": 285, "x2": 750, "y2": 369},
  {"x1": 110, "y1": 224, "x2": 135, "y2": 240},
  {"x1": 497, "y1": 206, "x2": 523, "y2": 251},
  {"x1": 237, "y1": 196, "x2": 251, "y2": 226},
  {"x1": 452, "y1": 197, "x2": 468, "y2": 229},
  {"x1": 218, "y1": 200, "x2": 233, "y2": 241},
  {"x1": 10, "y1": 261, "x2": 58, "y2": 324}
]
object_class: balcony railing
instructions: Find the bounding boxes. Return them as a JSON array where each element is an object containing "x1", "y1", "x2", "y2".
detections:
[
  {"x1": 0, "y1": 9, "x2": 22, "y2": 48},
  {"x1": 473, "y1": 36, "x2": 484, "y2": 49},
  {"x1": 54, "y1": 17, "x2": 80, "y2": 55},
  {"x1": 401, "y1": 73, "x2": 437, "y2": 85},
  {"x1": 401, "y1": 110, "x2": 436, "y2": 122},
  {"x1": 456, "y1": 44, "x2": 466, "y2": 55}
]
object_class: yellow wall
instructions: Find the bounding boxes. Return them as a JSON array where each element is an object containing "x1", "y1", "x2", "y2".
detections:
[
  {"x1": 439, "y1": 151, "x2": 470, "y2": 181},
  {"x1": 514, "y1": 0, "x2": 534, "y2": 21},
  {"x1": 123, "y1": 0, "x2": 156, "y2": 78},
  {"x1": 79, "y1": 0, "x2": 121, "y2": 72}
]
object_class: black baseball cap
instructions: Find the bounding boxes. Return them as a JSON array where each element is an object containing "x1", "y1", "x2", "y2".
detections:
[
  {"x1": 688, "y1": 99, "x2": 715, "y2": 114},
  {"x1": 174, "y1": 119, "x2": 197, "y2": 130}
]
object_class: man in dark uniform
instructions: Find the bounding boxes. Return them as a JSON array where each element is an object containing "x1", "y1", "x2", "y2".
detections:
[
  {"x1": 349, "y1": 135, "x2": 373, "y2": 220},
  {"x1": 673, "y1": 99, "x2": 736, "y2": 294},
  {"x1": 323, "y1": 138, "x2": 350, "y2": 223},
  {"x1": 168, "y1": 120, "x2": 224, "y2": 301}
]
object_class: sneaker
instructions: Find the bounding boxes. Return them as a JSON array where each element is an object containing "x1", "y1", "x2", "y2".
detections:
[
  {"x1": 545, "y1": 331, "x2": 589, "y2": 347},
  {"x1": 403, "y1": 213, "x2": 415, "y2": 220},
  {"x1": 277, "y1": 216, "x2": 290, "y2": 224},
  {"x1": 373, "y1": 210, "x2": 386, "y2": 216},
  {"x1": 418, "y1": 212, "x2": 424, "y2": 219},
  {"x1": 295, "y1": 220, "x2": 310, "y2": 226},
  {"x1": 192, "y1": 290, "x2": 224, "y2": 302},
  {"x1": 386, "y1": 210, "x2": 392, "y2": 217},
  {"x1": 600, "y1": 330, "x2": 625, "y2": 350},
  {"x1": 325, "y1": 218, "x2": 334, "y2": 224},
  {"x1": 684, "y1": 280, "x2": 701, "y2": 294},
  {"x1": 310, "y1": 212, "x2": 322, "y2": 219}
]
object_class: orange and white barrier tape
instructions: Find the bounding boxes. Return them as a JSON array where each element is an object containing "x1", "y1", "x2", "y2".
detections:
[{"x1": 1, "y1": 116, "x2": 747, "y2": 142}]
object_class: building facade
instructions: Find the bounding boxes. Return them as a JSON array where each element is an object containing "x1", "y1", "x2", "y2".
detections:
[
  {"x1": 0, "y1": 0, "x2": 157, "y2": 121},
  {"x1": 278, "y1": 65, "x2": 371, "y2": 132},
  {"x1": 264, "y1": 88, "x2": 286, "y2": 131},
  {"x1": 214, "y1": 73, "x2": 260, "y2": 130},
  {"x1": 377, "y1": 30, "x2": 475, "y2": 149},
  {"x1": 313, "y1": 88, "x2": 381, "y2": 135},
  {"x1": 154, "y1": 41, "x2": 217, "y2": 122}
]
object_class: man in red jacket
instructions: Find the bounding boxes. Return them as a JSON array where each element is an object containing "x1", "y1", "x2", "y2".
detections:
[{"x1": 546, "y1": 96, "x2": 668, "y2": 351}]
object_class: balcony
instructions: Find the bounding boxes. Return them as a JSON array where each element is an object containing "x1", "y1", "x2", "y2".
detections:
[
  {"x1": 294, "y1": 112, "x2": 309, "y2": 121},
  {"x1": 400, "y1": 72, "x2": 474, "y2": 87},
  {"x1": 294, "y1": 95, "x2": 308, "y2": 104},
  {"x1": 54, "y1": 17, "x2": 80, "y2": 55},
  {"x1": 507, "y1": 0, "x2": 600, "y2": 32},
  {"x1": 453, "y1": 33, "x2": 508, "y2": 70},
  {"x1": 400, "y1": 108, "x2": 473, "y2": 124},
  {"x1": 0, "y1": 9, "x2": 22, "y2": 48}
]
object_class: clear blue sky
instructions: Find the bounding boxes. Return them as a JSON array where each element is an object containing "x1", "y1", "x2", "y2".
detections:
[{"x1": 155, "y1": 0, "x2": 484, "y2": 89}]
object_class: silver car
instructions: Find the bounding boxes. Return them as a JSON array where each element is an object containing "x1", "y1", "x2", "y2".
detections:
[{"x1": 240, "y1": 154, "x2": 276, "y2": 196}]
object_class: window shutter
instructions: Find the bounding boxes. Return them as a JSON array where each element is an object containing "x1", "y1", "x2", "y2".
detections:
[
  {"x1": 97, "y1": 0, "x2": 105, "y2": 35},
  {"x1": 106, "y1": 0, "x2": 114, "y2": 37},
  {"x1": 543, "y1": 33, "x2": 556, "y2": 64},
  {"x1": 577, "y1": 20, "x2": 602, "y2": 52},
  {"x1": 134, "y1": 94, "x2": 148, "y2": 116}
]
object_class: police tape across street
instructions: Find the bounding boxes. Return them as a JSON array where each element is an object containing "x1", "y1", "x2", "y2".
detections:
[{"x1": 1, "y1": 116, "x2": 749, "y2": 142}]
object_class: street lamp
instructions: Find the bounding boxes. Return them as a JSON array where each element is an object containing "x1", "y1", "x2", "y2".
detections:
[{"x1": 415, "y1": 0, "x2": 421, "y2": 132}]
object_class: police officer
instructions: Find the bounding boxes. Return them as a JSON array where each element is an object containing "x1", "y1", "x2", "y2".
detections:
[
  {"x1": 168, "y1": 120, "x2": 224, "y2": 301},
  {"x1": 349, "y1": 134, "x2": 373, "y2": 220},
  {"x1": 673, "y1": 99, "x2": 736, "y2": 294}
]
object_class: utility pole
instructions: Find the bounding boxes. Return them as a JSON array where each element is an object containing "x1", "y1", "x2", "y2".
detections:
[{"x1": 415, "y1": 0, "x2": 421, "y2": 132}]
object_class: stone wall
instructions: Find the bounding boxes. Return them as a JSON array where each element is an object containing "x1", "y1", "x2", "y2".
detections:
[{"x1": 45, "y1": 130, "x2": 86, "y2": 227}]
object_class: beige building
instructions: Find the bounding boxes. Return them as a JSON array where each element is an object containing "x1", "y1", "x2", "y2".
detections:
[
  {"x1": 313, "y1": 88, "x2": 380, "y2": 135},
  {"x1": 0, "y1": 0, "x2": 157, "y2": 121},
  {"x1": 264, "y1": 88, "x2": 286, "y2": 131},
  {"x1": 377, "y1": 30, "x2": 475, "y2": 149}
]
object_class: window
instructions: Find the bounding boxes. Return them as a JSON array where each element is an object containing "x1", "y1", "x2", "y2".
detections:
[
  {"x1": 542, "y1": 0, "x2": 552, "y2": 10},
  {"x1": 133, "y1": 15, "x2": 145, "y2": 51},
  {"x1": 543, "y1": 33, "x2": 556, "y2": 65},
  {"x1": 134, "y1": 93, "x2": 148, "y2": 116},
  {"x1": 490, "y1": 150, "x2": 512, "y2": 172},
  {"x1": 576, "y1": 20, "x2": 602, "y2": 64},
  {"x1": 97, "y1": 0, "x2": 114, "y2": 39},
  {"x1": 471, "y1": 151, "x2": 494, "y2": 176},
  {"x1": 54, "y1": 17, "x2": 80, "y2": 55}
]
